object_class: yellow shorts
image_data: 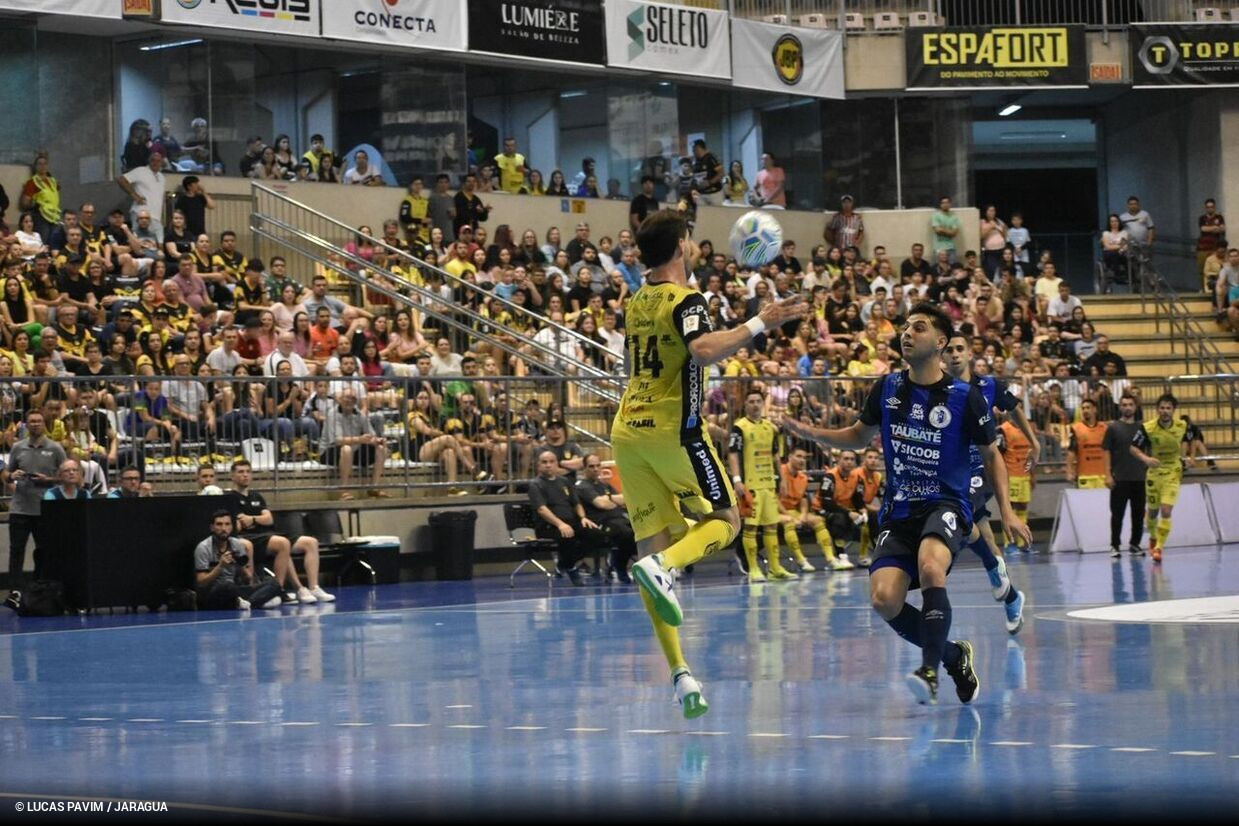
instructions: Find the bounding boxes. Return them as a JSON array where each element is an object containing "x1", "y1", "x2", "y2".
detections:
[
  {"x1": 1009, "y1": 475, "x2": 1032, "y2": 504},
  {"x1": 1077, "y1": 475, "x2": 1106, "y2": 490},
  {"x1": 1145, "y1": 471, "x2": 1182, "y2": 507},
  {"x1": 612, "y1": 432, "x2": 736, "y2": 542},
  {"x1": 743, "y1": 488, "x2": 781, "y2": 527}
]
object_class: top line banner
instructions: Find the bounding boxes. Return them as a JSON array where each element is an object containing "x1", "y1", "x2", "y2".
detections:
[
  {"x1": 1132, "y1": 24, "x2": 1239, "y2": 87},
  {"x1": 907, "y1": 25, "x2": 1088, "y2": 89},
  {"x1": 161, "y1": 0, "x2": 322, "y2": 37},
  {"x1": 606, "y1": 0, "x2": 731, "y2": 79}
]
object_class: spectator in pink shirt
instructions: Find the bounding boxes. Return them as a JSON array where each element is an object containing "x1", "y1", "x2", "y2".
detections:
[{"x1": 754, "y1": 152, "x2": 786, "y2": 208}]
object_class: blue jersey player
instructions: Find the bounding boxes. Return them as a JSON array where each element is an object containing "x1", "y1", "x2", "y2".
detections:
[
  {"x1": 943, "y1": 335, "x2": 1039, "y2": 634},
  {"x1": 784, "y1": 303, "x2": 1032, "y2": 705}
]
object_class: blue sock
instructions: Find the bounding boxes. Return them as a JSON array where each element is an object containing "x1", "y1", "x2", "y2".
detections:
[
  {"x1": 968, "y1": 535, "x2": 999, "y2": 572},
  {"x1": 885, "y1": 603, "x2": 922, "y2": 647},
  {"x1": 921, "y1": 587, "x2": 952, "y2": 671}
]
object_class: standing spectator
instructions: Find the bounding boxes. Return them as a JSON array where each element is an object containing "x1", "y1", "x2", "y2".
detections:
[
  {"x1": 121, "y1": 119, "x2": 151, "y2": 172},
  {"x1": 575, "y1": 453, "x2": 637, "y2": 583},
  {"x1": 343, "y1": 149, "x2": 385, "y2": 186},
  {"x1": 979, "y1": 205, "x2": 1008, "y2": 278},
  {"x1": 494, "y1": 137, "x2": 528, "y2": 194},
  {"x1": 398, "y1": 177, "x2": 431, "y2": 246},
  {"x1": 1100, "y1": 214, "x2": 1129, "y2": 286},
  {"x1": 1103, "y1": 392, "x2": 1148, "y2": 558},
  {"x1": 173, "y1": 176, "x2": 215, "y2": 239},
  {"x1": 116, "y1": 151, "x2": 168, "y2": 239},
  {"x1": 194, "y1": 510, "x2": 284, "y2": 611},
  {"x1": 690, "y1": 140, "x2": 723, "y2": 205},
  {"x1": 1007, "y1": 212, "x2": 1031, "y2": 265},
  {"x1": 528, "y1": 449, "x2": 605, "y2": 585},
  {"x1": 319, "y1": 389, "x2": 387, "y2": 499},
  {"x1": 1197, "y1": 198, "x2": 1226, "y2": 290},
  {"x1": 629, "y1": 176, "x2": 660, "y2": 233},
  {"x1": 5, "y1": 410, "x2": 66, "y2": 586},
  {"x1": 754, "y1": 152, "x2": 786, "y2": 208},
  {"x1": 931, "y1": 195, "x2": 961, "y2": 262},
  {"x1": 427, "y1": 174, "x2": 456, "y2": 242},
  {"x1": 1120, "y1": 195, "x2": 1155, "y2": 253},
  {"x1": 20, "y1": 152, "x2": 61, "y2": 243},
  {"x1": 724, "y1": 160, "x2": 748, "y2": 204},
  {"x1": 825, "y1": 195, "x2": 864, "y2": 249},
  {"x1": 1214, "y1": 248, "x2": 1239, "y2": 337},
  {"x1": 452, "y1": 173, "x2": 491, "y2": 238}
]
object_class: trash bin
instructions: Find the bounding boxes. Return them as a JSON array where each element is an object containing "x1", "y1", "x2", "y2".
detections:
[{"x1": 429, "y1": 510, "x2": 477, "y2": 581}]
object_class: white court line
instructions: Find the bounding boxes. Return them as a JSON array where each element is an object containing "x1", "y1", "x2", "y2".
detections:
[
  {"x1": 445, "y1": 704, "x2": 473, "y2": 709},
  {"x1": 1052, "y1": 743, "x2": 1097, "y2": 749},
  {"x1": 175, "y1": 719, "x2": 213, "y2": 724},
  {"x1": 506, "y1": 726, "x2": 546, "y2": 731},
  {"x1": 1111, "y1": 747, "x2": 1157, "y2": 753},
  {"x1": 566, "y1": 727, "x2": 607, "y2": 732},
  {"x1": 628, "y1": 729, "x2": 669, "y2": 735},
  {"x1": 127, "y1": 718, "x2": 164, "y2": 722},
  {"x1": 389, "y1": 723, "x2": 430, "y2": 728},
  {"x1": 749, "y1": 732, "x2": 787, "y2": 738},
  {"x1": 686, "y1": 731, "x2": 728, "y2": 736},
  {"x1": 870, "y1": 736, "x2": 911, "y2": 742},
  {"x1": 30, "y1": 716, "x2": 66, "y2": 720},
  {"x1": 280, "y1": 722, "x2": 320, "y2": 727},
  {"x1": 808, "y1": 734, "x2": 850, "y2": 740},
  {"x1": 1171, "y1": 750, "x2": 1216, "y2": 757},
  {"x1": 336, "y1": 722, "x2": 372, "y2": 727},
  {"x1": 447, "y1": 724, "x2": 486, "y2": 730},
  {"x1": 78, "y1": 717, "x2": 113, "y2": 722},
  {"x1": 990, "y1": 741, "x2": 1033, "y2": 746},
  {"x1": 932, "y1": 738, "x2": 973, "y2": 744},
  {"x1": 229, "y1": 720, "x2": 264, "y2": 725}
]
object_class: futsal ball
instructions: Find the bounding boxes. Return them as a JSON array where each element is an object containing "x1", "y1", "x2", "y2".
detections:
[
  {"x1": 199, "y1": 485, "x2": 223, "y2": 496},
  {"x1": 729, "y1": 210, "x2": 784, "y2": 269}
]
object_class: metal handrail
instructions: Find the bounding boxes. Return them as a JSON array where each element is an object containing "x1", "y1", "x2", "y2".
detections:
[
  {"x1": 1133, "y1": 245, "x2": 1234, "y2": 377},
  {"x1": 250, "y1": 183, "x2": 624, "y2": 363}
]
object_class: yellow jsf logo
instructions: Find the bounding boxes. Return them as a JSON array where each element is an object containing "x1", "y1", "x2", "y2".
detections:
[{"x1": 922, "y1": 28, "x2": 1070, "y2": 68}]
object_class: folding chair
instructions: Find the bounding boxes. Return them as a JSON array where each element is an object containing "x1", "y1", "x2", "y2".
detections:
[{"x1": 503, "y1": 502, "x2": 556, "y2": 588}]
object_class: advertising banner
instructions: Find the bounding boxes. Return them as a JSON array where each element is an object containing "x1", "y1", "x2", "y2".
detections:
[
  {"x1": 1132, "y1": 24, "x2": 1239, "y2": 87},
  {"x1": 467, "y1": 0, "x2": 605, "y2": 66},
  {"x1": 730, "y1": 17, "x2": 844, "y2": 99},
  {"x1": 0, "y1": 0, "x2": 114, "y2": 16},
  {"x1": 606, "y1": 0, "x2": 731, "y2": 79},
  {"x1": 161, "y1": 0, "x2": 321, "y2": 38},
  {"x1": 323, "y1": 0, "x2": 467, "y2": 52},
  {"x1": 907, "y1": 26, "x2": 1087, "y2": 89}
]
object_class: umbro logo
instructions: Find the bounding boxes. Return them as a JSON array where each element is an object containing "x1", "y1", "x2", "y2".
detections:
[{"x1": 885, "y1": 397, "x2": 901, "y2": 409}]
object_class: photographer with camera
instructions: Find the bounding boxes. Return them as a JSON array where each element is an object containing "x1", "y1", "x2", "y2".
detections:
[{"x1": 194, "y1": 510, "x2": 284, "y2": 611}]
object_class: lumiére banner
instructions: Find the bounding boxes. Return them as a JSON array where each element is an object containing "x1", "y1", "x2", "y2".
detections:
[
  {"x1": 606, "y1": 0, "x2": 731, "y2": 79},
  {"x1": 907, "y1": 25, "x2": 1087, "y2": 88},
  {"x1": 1132, "y1": 24, "x2": 1239, "y2": 87},
  {"x1": 468, "y1": 0, "x2": 605, "y2": 66},
  {"x1": 730, "y1": 17, "x2": 843, "y2": 99}
]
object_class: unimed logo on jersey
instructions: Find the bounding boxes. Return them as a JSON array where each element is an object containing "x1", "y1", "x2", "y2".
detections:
[{"x1": 627, "y1": 3, "x2": 710, "y2": 60}]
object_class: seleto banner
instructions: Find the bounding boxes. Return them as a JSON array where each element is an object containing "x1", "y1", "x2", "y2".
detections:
[
  {"x1": 607, "y1": 0, "x2": 731, "y2": 79},
  {"x1": 1132, "y1": 24, "x2": 1239, "y2": 87},
  {"x1": 162, "y1": 0, "x2": 320, "y2": 37},
  {"x1": 907, "y1": 26, "x2": 1087, "y2": 89},
  {"x1": 323, "y1": 0, "x2": 467, "y2": 52},
  {"x1": 730, "y1": 17, "x2": 844, "y2": 99},
  {"x1": 468, "y1": 0, "x2": 605, "y2": 66}
]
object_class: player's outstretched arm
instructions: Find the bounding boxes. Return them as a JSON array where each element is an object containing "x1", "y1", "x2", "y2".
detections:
[
  {"x1": 781, "y1": 417, "x2": 878, "y2": 451},
  {"x1": 688, "y1": 295, "x2": 806, "y2": 366}
]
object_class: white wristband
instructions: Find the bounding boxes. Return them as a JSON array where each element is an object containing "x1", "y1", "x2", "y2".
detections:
[{"x1": 744, "y1": 316, "x2": 767, "y2": 338}]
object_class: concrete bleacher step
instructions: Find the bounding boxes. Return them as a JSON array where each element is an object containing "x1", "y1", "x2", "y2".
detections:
[
  {"x1": 1084, "y1": 293, "x2": 1215, "y2": 319},
  {"x1": 1106, "y1": 336, "x2": 1239, "y2": 357}
]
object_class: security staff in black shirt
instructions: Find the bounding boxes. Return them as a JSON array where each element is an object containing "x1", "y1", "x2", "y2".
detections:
[
  {"x1": 528, "y1": 449, "x2": 605, "y2": 586},
  {"x1": 575, "y1": 453, "x2": 637, "y2": 584}
]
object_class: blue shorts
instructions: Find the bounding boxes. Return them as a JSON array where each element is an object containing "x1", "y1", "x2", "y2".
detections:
[{"x1": 869, "y1": 503, "x2": 968, "y2": 591}]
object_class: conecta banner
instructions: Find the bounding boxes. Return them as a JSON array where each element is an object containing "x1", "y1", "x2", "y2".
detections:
[{"x1": 323, "y1": 0, "x2": 467, "y2": 52}]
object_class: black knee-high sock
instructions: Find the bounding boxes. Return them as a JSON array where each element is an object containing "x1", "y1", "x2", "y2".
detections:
[
  {"x1": 921, "y1": 587, "x2": 952, "y2": 671},
  {"x1": 886, "y1": 603, "x2": 922, "y2": 647}
]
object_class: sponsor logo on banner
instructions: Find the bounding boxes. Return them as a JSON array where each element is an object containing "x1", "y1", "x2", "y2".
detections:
[
  {"x1": 1132, "y1": 25, "x2": 1239, "y2": 87},
  {"x1": 772, "y1": 34, "x2": 804, "y2": 85},
  {"x1": 323, "y1": 0, "x2": 466, "y2": 51},
  {"x1": 607, "y1": 0, "x2": 730, "y2": 79},
  {"x1": 907, "y1": 25, "x2": 1087, "y2": 88},
  {"x1": 729, "y1": 17, "x2": 844, "y2": 98},
  {"x1": 163, "y1": 0, "x2": 318, "y2": 33},
  {"x1": 468, "y1": 0, "x2": 605, "y2": 65}
]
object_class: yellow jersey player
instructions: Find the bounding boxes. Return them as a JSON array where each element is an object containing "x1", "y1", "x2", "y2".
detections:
[
  {"x1": 1130, "y1": 392, "x2": 1192, "y2": 562},
  {"x1": 618, "y1": 211, "x2": 804, "y2": 719},
  {"x1": 729, "y1": 388, "x2": 798, "y2": 583}
]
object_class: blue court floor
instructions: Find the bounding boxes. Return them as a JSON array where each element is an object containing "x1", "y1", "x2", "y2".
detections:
[{"x1": 0, "y1": 546, "x2": 1236, "y2": 820}]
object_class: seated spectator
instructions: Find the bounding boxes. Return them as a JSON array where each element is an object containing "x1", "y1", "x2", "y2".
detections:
[
  {"x1": 813, "y1": 449, "x2": 867, "y2": 566},
  {"x1": 42, "y1": 458, "x2": 89, "y2": 501},
  {"x1": 1081, "y1": 334, "x2": 1127, "y2": 377},
  {"x1": 574, "y1": 453, "x2": 636, "y2": 583},
  {"x1": 267, "y1": 358, "x2": 320, "y2": 451},
  {"x1": 303, "y1": 274, "x2": 371, "y2": 328},
  {"x1": 1046, "y1": 281, "x2": 1083, "y2": 325},
  {"x1": 319, "y1": 389, "x2": 388, "y2": 500},
  {"x1": 194, "y1": 509, "x2": 285, "y2": 611},
  {"x1": 106, "y1": 465, "x2": 143, "y2": 499},
  {"x1": 528, "y1": 449, "x2": 606, "y2": 586},
  {"x1": 228, "y1": 460, "x2": 333, "y2": 603}
]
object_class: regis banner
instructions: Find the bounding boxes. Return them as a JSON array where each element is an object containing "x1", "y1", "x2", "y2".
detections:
[
  {"x1": 161, "y1": 0, "x2": 320, "y2": 37},
  {"x1": 606, "y1": 0, "x2": 731, "y2": 79},
  {"x1": 1132, "y1": 24, "x2": 1239, "y2": 87},
  {"x1": 907, "y1": 25, "x2": 1087, "y2": 89},
  {"x1": 323, "y1": 0, "x2": 466, "y2": 52}
]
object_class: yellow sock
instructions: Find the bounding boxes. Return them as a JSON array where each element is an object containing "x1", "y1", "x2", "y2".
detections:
[
  {"x1": 639, "y1": 586, "x2": 686, "y2": 672},
  {"x1": 763, "y1": 530, "x2": 788, "y2": 574},
  {"x1": 1155, "y1": 518, "x2": 1172, "y2": 548},
  {"x1": 742, "y1": 527, "x2": 761, "y2": 572},
  {"x1": 859, "y1": 523, "x2": 871, "y2": 556},
  {"x1": 783, "y1": 523, "x2": 806, "y2": 565},
  {"x1": 1146, "y1": 514, "x2": 1159, "y2": 543},
  {"x1": 662, "y1": 517, "x2": 737, "y2": 570},
  {"x1": 813, "y1": 524, "x2": 837, "y2": 561}
]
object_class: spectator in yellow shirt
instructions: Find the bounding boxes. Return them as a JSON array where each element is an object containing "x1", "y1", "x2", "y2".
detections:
[{"x1": 494, "y1": 137, "x2": 528, "y2": 194}]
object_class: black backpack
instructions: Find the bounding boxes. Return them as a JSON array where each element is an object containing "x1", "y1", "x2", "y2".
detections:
[
  {"x1": 163, "y1": 588, "x2": 198, "y2": 612},
  {"x1": 4, "y1": 581, "x2": 67, "y2": 617}
]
